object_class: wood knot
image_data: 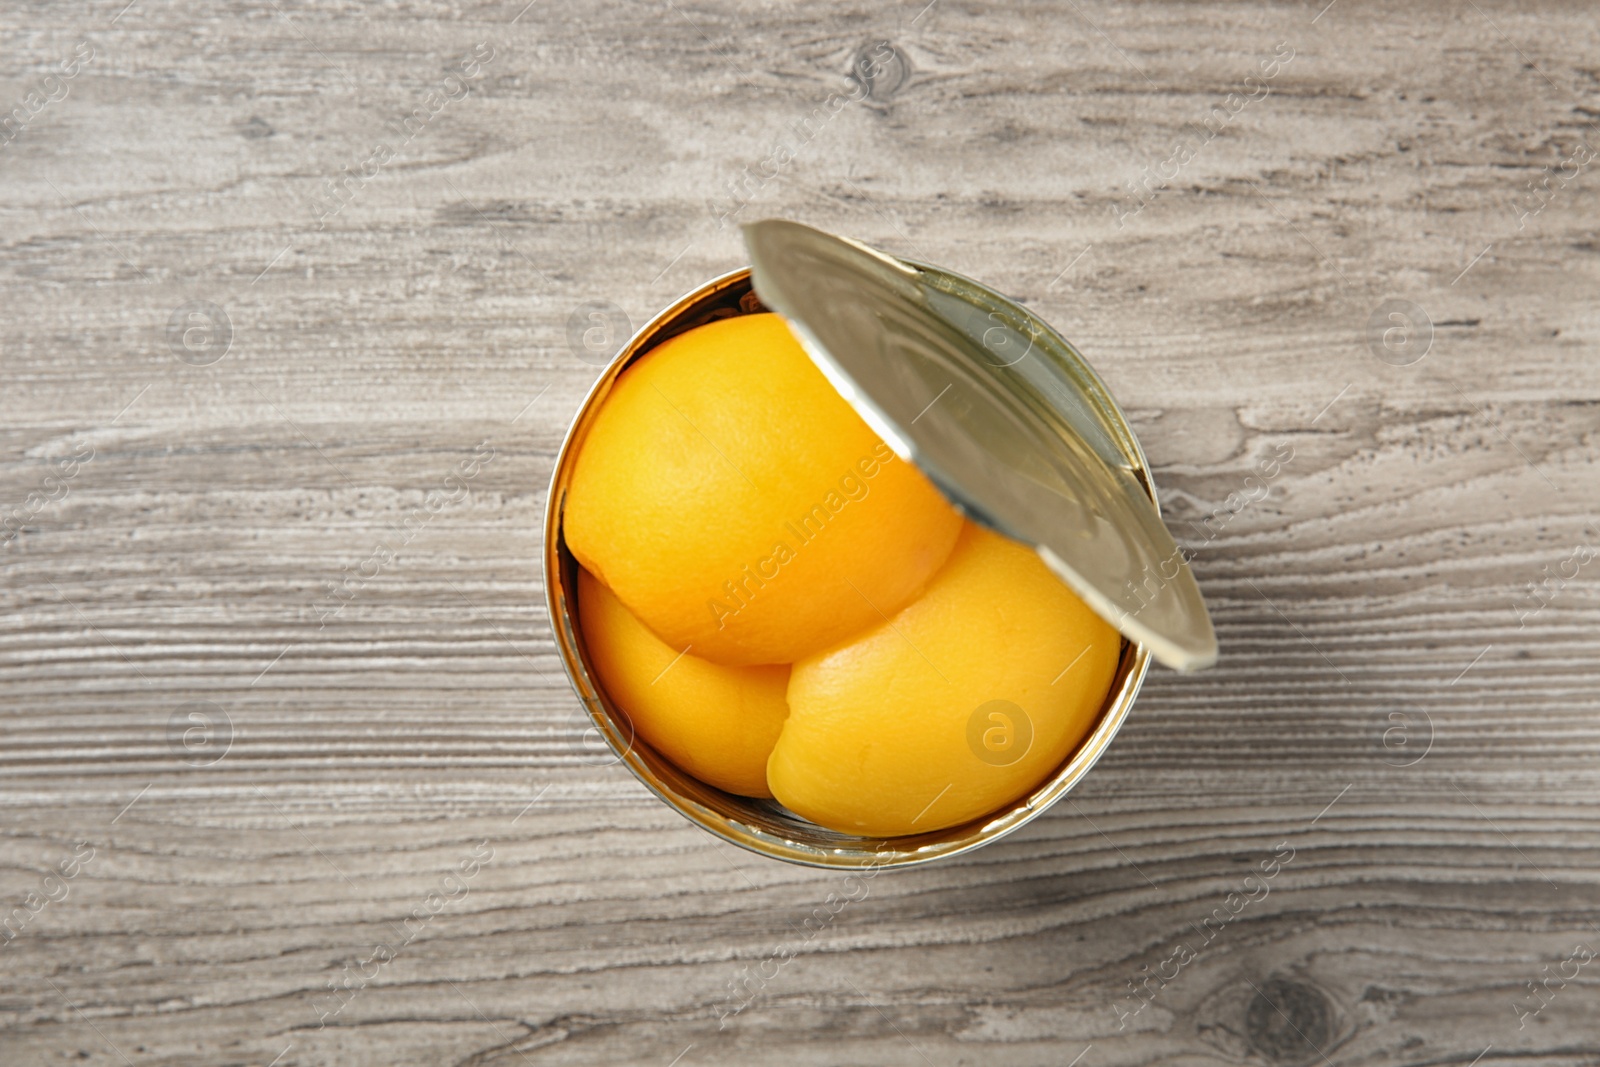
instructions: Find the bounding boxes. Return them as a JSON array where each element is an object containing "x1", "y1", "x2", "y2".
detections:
[
  {"x1": 853, "y1": 41, "x2": 910, "y2": 100},
  {"x1": 1245, "y1": 978, "x2": 1334, "y2": 1065}
]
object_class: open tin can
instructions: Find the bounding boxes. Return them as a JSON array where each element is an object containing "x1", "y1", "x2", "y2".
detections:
[{"x1": 544, "y1": 221, "x2": 1215, "y2": 868}]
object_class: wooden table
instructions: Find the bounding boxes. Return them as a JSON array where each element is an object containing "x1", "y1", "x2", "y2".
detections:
[{"x1": 3, "y1": 1, "x2": 1597, "y2": 1063}]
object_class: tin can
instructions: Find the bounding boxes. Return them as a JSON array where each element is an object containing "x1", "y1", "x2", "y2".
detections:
[{"x1": 544, "y1": 256, "x2": 1163, "y2": 869}]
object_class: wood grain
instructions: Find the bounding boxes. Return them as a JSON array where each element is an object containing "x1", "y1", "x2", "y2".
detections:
[{"x1": 2, "y1": 0, "x2": 1599, "y2": 1064}]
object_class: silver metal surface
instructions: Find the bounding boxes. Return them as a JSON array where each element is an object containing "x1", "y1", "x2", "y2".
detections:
[{"x1": 743, "y1": 219, "x2": 1217, "y2": 672}]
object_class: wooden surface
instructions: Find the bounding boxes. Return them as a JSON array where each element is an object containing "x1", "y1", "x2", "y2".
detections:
[{"x1": 2, "y1": 0, "x2": 1599, "y2": 1064}]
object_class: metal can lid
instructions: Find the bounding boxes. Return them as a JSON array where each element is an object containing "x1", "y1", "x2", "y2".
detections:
[{"x1": 744, "y1": 219, "x2": 1217, "y2": 672}]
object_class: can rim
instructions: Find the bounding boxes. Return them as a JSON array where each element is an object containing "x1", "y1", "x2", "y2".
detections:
[{"x1": 542, "y1": 265, "x2": 1152, "y2": 868}]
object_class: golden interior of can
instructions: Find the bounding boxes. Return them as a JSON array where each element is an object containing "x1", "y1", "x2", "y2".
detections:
[{"x1": 543, "y1": 266, "x2": 1154, "y2": 868}]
